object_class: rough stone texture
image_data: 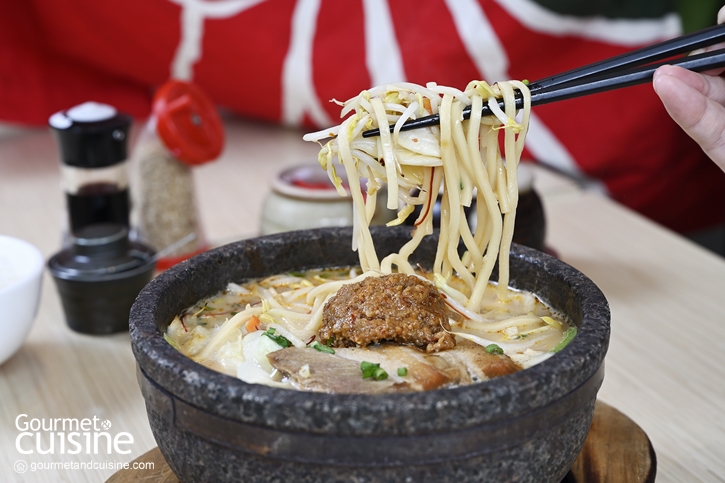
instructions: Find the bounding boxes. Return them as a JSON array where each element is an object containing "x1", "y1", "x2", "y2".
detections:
[
  {"x1": 145, "y1": 400, "x2": 595, "y2": 483},
  {"x1": 129, "y1": 226, "x2": 611, "y2": 482}
]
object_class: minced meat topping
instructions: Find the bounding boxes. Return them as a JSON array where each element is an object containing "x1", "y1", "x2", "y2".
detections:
[{"x1": 319, "y1": 273, "x2": 456, "y2": 353}]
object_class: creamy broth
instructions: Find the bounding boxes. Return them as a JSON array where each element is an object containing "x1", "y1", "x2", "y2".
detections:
[{"x1": 166, "y1": 268, "x2": 574, "y2": 393}]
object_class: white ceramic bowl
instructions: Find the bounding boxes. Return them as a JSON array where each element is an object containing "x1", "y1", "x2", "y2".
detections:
[{"x1": 0, "y1": 235, "x2": 43, "y2": 365}]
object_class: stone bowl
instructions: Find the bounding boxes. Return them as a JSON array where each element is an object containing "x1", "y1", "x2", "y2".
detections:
[{"x1": 129, "y1": 226, "x2": 610, "y2": 483}]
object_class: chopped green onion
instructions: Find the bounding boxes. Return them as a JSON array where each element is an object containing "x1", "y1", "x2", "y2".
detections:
[
  {"x1": 263, "y1": 327, "x2": 292, "y2": 348},
  {"x1": 361, "y1": 361, "x2": 388, "y2": 380},
  {"x1": 311, "y1": 341, "x2": 335, "y2": 354},
  {"x1": 289, "y1": 271, "x2": 306, "y2": 277},
  {"x1": 552, "y1": 327, "x2": 578, "y2": 353},
  {"x1": 397, "y1": 367, "x2": 408, "y2": 377},
  {"x1": 485, "y1": 344, "x2": 504, "y2": 355},
  {"x1": 361, "y1": 361, "x2": 377, "y2": 378},
  {"x1": 522, "y1": 79, "x2": 530, "y2": 85}
]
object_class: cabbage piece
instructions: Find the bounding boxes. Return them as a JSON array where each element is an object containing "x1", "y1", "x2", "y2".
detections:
[
  {"x1": 396, "y1": 129, "x2": 441, "y2": 157},
  {"x1": 395, "y1": 149, "x2": 443, "y2": 167},
  {"x1": 215, "y1": 334, "x2": 245, "y2": 372},
  {"x1": 242, "y1": 330, "x2": 284, "y2": 373}
]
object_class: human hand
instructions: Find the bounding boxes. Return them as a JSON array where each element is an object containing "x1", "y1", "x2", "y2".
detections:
[
  {"x1": 652, "y1": 6, "x2": 725, "y2": 173},
  {"x1": 653, "y1": 64, "x2": 725, "y2": 172}
]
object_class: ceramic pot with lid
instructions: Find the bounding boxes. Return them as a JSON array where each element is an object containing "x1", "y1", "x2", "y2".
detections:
[
  {"x1": 260, "y1": 164, "x2": 395, "y2": 235},
  {"x1": 48, "y1": 223, "x2": 155, "y2": 334}
]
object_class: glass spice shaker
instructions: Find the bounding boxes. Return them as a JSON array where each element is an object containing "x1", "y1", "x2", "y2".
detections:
[
  {"x1": 48, "y1": 102, "x2": 132, "y2": 246},
  {"x1": 48, "y1": 102, "x2": 157, "y2": 334},
  {"x1": 132, "y1": 80, "x2": 224, "y2": 270}
]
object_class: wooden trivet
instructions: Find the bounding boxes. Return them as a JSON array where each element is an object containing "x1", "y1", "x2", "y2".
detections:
[{"x1": 108, "y1": 400, "x2": 655, "y2": 483}]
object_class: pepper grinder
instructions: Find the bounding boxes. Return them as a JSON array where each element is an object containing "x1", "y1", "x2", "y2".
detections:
[{"x1": 133, "y1": 80, "x2": 223, "y2": 270}]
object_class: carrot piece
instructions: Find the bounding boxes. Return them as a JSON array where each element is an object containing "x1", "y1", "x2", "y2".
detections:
[{"x1": 245, "y1": 315, "x2": 261, "y2": 333}]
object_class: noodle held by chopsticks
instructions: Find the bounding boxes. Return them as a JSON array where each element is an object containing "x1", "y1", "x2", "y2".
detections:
[{"x1": 303, "y1": 80, "x2": 531, "y2": 310}]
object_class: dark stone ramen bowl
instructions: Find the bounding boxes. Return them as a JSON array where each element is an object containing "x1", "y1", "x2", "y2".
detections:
[{"x1": 129, "y1": 226, "x2": 610, "y2": 483}]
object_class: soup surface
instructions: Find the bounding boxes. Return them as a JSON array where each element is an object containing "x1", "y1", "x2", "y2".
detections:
[{"x1": 165, "y1": 268, "x2": 575, "y2": 393}]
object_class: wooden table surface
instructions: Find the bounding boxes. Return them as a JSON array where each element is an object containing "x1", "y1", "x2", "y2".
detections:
[{"x1": 1, "y1": 118, "x2": 723, "y2": 482}]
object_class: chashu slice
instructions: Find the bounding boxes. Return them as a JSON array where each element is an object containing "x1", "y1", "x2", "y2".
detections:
[
  {"x1": 435, "y1": 339, "x2": 522, "y2": 382},
  {"x1": 267, "y1": 347, "x2": 410, "y2": 394},
  {"x1": 335, "y1": 344, "x2": 468, "y2": 391},
  {"x1": 268, "y1": 341, "x2": 521, "y2": 394}
]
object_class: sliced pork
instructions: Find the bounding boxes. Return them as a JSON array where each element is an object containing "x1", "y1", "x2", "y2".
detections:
[{"x1": 267, "y1": 341, "x2": 521, "y2": 394}]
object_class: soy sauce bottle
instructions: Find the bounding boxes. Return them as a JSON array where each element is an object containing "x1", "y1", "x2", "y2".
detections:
[{"x1": 49, "y1": 102, "x2": 132, "y2": 245}]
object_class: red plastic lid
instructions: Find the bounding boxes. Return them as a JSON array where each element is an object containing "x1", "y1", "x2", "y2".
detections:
[
  {"x1": 155, "y1": 243, "x2": 208, "y2": 271},
  {"x1": 152, "y1": 80, "x2": 224, "y2": 165}
]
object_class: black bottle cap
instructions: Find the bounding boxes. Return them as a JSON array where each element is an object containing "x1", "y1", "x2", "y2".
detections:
[
  {"x1": 49, "y1": 102, "x2": 132, "y2": 168},
  {"x1": 48, "y1": 224, "x2": 154, "y2": 279}
]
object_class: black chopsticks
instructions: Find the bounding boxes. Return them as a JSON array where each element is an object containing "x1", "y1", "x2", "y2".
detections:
[{"x1": 362, "y1": 22, "x2": 725, "y2": 138}]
